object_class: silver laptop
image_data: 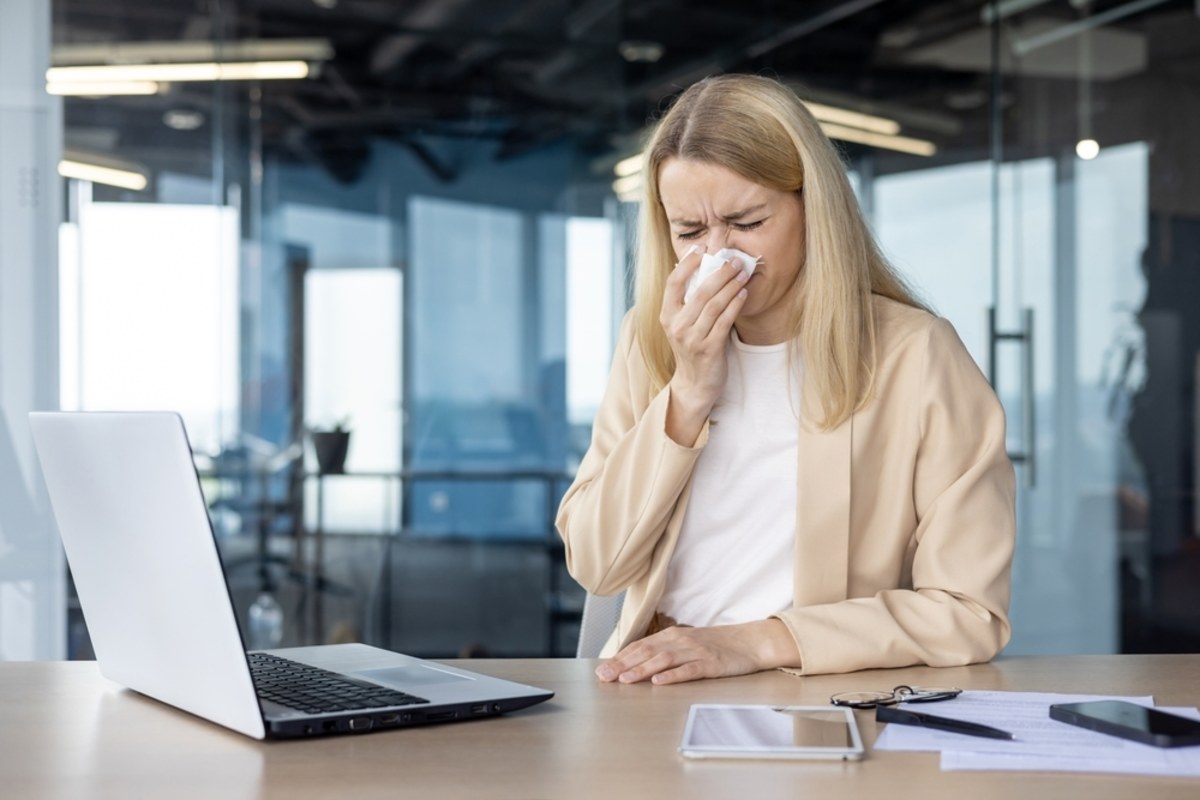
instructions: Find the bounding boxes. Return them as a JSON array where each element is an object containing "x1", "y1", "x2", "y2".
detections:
[{"x1": 29, "y1": 411, "x2": 553, "y2": 740}]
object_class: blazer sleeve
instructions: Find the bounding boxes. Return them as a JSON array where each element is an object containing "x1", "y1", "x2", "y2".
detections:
[
  {"x1": 555, "y1": 315, "x2": 708, "y2": 596},
  {"x1": 774, "y1": 317, "x2": 1017, "y2": 675}
]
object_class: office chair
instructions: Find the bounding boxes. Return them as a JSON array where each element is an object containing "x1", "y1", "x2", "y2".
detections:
[{"x1": 576, "y1": 590, "x2": 625, "y2": 658}]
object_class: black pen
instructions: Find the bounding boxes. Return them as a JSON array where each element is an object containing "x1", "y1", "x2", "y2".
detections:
[{"x1": 876, "y1": 705, "x2": 1015, "y2": 740}]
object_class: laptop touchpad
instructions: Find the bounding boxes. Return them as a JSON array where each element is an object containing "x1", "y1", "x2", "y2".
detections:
[{"x1": 357, "y1": 664, "x2": 473, "y2": 688}]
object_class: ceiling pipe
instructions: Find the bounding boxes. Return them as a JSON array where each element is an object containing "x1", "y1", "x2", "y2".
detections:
[
  {"x1": 745, "y1": 0, "x2": 889, "y2": 59},
  {"x1": 532, "y1": 0, "x2": 622, "y2": 86},
  {"x1": 369, "y1": 0, "x2": 476, "y2": 74},
  {"x1": 1012, "y1": 0, "x2": 1173, "y2": 56},
  {"x1": 979, "y1": 0, "x2": 1056, "y2": 25},
  {"x1": 449, "y1": 0, "x2": 561, "y2": 79}
]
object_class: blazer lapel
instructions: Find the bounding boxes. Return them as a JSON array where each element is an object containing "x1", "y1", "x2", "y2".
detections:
[{"x1": 794, "y1": 379, "x2": 852, "y2": 606}]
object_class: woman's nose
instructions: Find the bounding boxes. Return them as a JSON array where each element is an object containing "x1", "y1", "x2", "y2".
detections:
[{"x1": 705, "y1": 228, "x2": 729, "y2": 253}]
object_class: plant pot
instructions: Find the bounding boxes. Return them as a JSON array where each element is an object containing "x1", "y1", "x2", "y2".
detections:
[{"x1": 310, "y1": 430, "x2": 350, "y2": 474}]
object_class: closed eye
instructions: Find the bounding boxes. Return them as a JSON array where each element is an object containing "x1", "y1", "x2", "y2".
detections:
[
  {"x1": 672, "y1": 215, "x2": 767, "y2": 240},
  {"x1": 674, "y1": 220, "x2": 764, "y2": 240}
]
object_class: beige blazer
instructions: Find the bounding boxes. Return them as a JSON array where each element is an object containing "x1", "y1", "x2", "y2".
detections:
[{"x1": 555, "y1": 296, "x2": 1016, "y2": 675}]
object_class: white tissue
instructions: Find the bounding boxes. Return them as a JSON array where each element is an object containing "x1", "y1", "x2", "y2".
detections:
[{"x1": 683, "y1": 247, "x2": 760, "y2": 304}]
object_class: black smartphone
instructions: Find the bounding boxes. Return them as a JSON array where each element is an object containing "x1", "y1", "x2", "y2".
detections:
[{"x1": 1049, "y1": 700, "x2": 1200, "y2": 748}]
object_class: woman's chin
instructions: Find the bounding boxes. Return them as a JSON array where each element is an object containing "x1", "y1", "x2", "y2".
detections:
[{"x1": 738, "y1": 288, "x2": 764, "y2": 316}]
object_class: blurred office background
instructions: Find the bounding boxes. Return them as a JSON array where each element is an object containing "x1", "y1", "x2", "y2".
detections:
[{"x1": 1, "y1": 0, "x2": 1198, "y2": 660}]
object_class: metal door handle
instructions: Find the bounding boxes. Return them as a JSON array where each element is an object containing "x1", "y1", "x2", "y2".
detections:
[{"x1": 988, "y1": 307, "x2": 1036, "y2": 488}]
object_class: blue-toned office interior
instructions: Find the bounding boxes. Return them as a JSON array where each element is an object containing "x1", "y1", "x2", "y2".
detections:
[{"x1": 2, "y1": 0, "x2": 1199, "y2": 664}]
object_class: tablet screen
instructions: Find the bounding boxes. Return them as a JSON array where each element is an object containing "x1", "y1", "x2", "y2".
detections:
[{"x1": 680, "y1": 704, "x2": 864, "y2": 760}]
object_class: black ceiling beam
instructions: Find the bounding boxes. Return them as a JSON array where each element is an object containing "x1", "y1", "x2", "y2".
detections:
[
  {"x1": 625, "y1": 0, "x2": 891, "y2": 102},
  {"x1": 403, "y1": 139, "x2": 460, "y2": 182}
]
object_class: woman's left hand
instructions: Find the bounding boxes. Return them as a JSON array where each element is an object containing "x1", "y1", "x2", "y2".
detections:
[{"x1": 594, "y1": 619, "x2": 800, "y2": 685}]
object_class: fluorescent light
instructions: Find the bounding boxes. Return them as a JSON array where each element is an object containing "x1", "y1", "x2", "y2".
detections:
[
  {"x1": 613, "y1": 153, "x2": 643, "y2": 177},
  {"x1": 58, "y1": 160, "x2": 148, "y2": 191},
  {"x1": 820, "y1": 122, "x2": 937, "y2": 157},
  {"x1": 47, "y1": 81, "x2": 160, "y2": 97},
  {"x1": 606, "y1": 115, "x2": 931, "y2": 195},
  {"x1": 804, "y1": 102, "x2": 900, "y2": 135},
  {"x1": 51, "y1": 38, "x2": 333, "y2": 66},
  {"x1": 618, "y1": 40, "x2": 664, "y2": 64},
  {"x1": 47, "y1": 60, "x2": 311, "y2": 84},
  {"x1": 612, "y1": 174, "x2": 642, "y2": 201},
  {"x1": 1075, "y1": 139, "x2": 1100, "y2": 160},
  {"x1": 163, "y1": 109, "x2": 206, "y2": 131}
]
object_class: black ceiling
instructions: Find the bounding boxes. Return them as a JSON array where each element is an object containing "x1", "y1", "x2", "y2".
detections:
[{"x1": 52, "y1": 0, "x2": 1192, "y2": 186}]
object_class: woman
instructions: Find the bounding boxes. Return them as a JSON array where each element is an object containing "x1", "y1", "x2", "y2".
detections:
[{"x1": 556, "y1": 74, "x2": 1015, "y2": 684}]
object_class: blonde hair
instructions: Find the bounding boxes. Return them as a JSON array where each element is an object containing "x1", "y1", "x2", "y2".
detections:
[{"x1": 632, "y1": 74, "x2": 926, "y2": 429}]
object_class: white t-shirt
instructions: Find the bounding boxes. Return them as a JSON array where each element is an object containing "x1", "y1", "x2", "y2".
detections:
[{"x1": 658, "y1": 331, "x2": 800, "y2": 628}]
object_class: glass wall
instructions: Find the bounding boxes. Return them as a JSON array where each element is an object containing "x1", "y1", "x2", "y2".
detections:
[
  {"x1": 43, "y1": 0, "x2": 1200, "y2": 660},
  {"x1": 866, "y1": 1, "x2": 1200, "y2": 655}
]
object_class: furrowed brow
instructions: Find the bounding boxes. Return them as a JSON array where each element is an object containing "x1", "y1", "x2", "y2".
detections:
[
  {"x1": 720, "y1": 204, "x2": 767, "y2": 221},
  {"x1": 669, "y1": 203, "x2": 766, "y2": 227}
]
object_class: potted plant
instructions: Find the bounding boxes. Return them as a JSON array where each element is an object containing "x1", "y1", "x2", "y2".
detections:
[{"x1": 309, "y1": 417, "x2": 351, "y2": 474}]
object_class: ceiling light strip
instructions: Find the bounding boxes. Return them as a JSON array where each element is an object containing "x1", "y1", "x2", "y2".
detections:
[
  {"x1": 51, "y1": 38, "x2": 333, "y2": 66},
  {"x1": 804, "y1": 102, "x2": 900, "y2": 135},
  {"x1": 47, "y1": 60, "x2": 311, "y2": 84},
  {"x1": 613, "y1": 153, "x2": 643, "y2": 178},
  {"x1": 820, "y1": 122, "x2": 937, "y2": 156},
  {"x1": 609, "y1": 119, "x2": 935, "y2": 189},
  {"x1": 46, "y1": 80, "x2": 161, "y2": 97},
  {"x1": 58, "y1": 160, "x2": 148, "y2": 191},
  {"x1": 612, "y1": 173, "x2": 642, "y2": 201}
]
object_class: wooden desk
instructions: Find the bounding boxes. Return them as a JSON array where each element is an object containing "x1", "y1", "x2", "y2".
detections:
[{"x1": 3, "y1": 655, "x2": 1199, "y2": 798}]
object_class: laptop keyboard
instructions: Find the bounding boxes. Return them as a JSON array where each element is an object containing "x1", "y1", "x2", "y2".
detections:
[{"x1": 248, "y1": 652, "x2": 428, "y2": 714}]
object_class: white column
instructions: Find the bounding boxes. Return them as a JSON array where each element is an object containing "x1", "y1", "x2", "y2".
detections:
[{"x1": 0, "y1": 0, "x2": 64, "y2": 660}]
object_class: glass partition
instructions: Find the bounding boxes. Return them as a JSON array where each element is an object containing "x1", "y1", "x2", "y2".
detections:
[{"x1": 46, "y1": 0, "x2": 1200, "y2": 660}]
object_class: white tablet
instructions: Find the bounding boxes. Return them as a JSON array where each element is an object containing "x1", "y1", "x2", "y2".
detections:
[{"x1": 679, "y1": 704, "x2": 865, "y2": 761}]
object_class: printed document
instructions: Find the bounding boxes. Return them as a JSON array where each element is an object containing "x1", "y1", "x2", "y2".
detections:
[{"x1": 872, "y1": 690, "x2": 1200, "y2": 776}]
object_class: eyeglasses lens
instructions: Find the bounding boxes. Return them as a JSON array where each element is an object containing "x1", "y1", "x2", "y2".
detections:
[{"x1": 830, "y1": 690, "x2": 895, "y2": 708}]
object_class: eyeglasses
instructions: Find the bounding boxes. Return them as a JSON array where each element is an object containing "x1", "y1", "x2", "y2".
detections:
[{"x1": 830, "y1": 685, "x2": 962, "y2": 709}]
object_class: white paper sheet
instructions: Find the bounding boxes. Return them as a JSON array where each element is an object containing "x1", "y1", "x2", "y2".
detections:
[{"x1": 872, "y1": 690, "x2": 1200, "y2": 777}]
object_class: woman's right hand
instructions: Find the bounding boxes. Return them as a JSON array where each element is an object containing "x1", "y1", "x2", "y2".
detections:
[{"x1": 660, "y1": 248, "x2": 750, "y2": 446}]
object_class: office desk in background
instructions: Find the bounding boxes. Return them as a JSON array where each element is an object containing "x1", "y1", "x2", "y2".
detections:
[{"x1": 3, "y1": 655, "x2": 1199, "y2": 799}]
